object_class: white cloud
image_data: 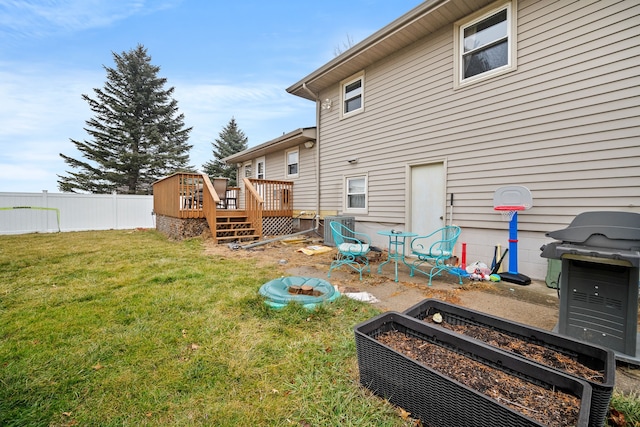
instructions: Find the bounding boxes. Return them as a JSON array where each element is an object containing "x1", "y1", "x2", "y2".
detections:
[
  {"x1": 0, "y1": 64, "x2": 314, "y2": 192},
  {"x1": 0, "y1": 0, "x2": 181, "y2": 38},
  {"x1": 0, "y1": 64, "x2": 95, "y2": 137},
  {"x1": 174, "y1": 79, "x2": 315, "y2": 168}
]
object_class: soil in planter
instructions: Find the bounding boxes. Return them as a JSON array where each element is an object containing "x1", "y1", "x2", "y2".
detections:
[
  {"x1": 426, "y1": 315, "x2": 605, "y2": 384},
  {"x1": 377, "y1": 331, "x2": 581, "y2": 427}
]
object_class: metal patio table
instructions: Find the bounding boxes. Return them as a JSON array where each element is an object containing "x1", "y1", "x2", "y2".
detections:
[{"x1": 378, "y1": 230, "x2": 418, "y2": 282}]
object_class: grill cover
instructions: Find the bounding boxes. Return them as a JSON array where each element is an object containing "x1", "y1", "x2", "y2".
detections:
[
  {"x1": 541, "y1": 211, "x2": 640, "y2": 361},
  {"x1": 541, "y1": 211, "x2": 640, "y2": 267}
]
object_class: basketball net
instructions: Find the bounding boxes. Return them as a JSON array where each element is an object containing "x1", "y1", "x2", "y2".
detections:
[{"x1": 495, "y1": 205, "x2": 528, "y2": 221}]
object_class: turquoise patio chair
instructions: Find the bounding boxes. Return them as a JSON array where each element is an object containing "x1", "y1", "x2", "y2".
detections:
[
  {"x1": 409, "y1": 225, "x2": 463, "y2": 285},
  {"x1": 327, "y1": 221, "x2": 371, "y2": 280}
]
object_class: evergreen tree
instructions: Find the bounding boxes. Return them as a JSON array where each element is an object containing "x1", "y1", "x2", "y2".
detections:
[
  {"x1": 203, "y1": 117, "x2": 248, "y2": 186},
  {"x1": 58, "y1": 44, "x2": 193, "y2": 194}
]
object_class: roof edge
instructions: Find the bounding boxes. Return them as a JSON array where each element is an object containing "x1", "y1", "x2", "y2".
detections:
[
  {"x1": 223, "y1": 127, "x2": 317, "y2": 163},
  {"x1": 286, "y1": 0, "x2": 449, "y2": 100}
]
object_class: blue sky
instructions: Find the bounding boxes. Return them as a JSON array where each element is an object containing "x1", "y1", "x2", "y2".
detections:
[{"x1": 0, "y1": 0, "x2": 422, "y2": 193}]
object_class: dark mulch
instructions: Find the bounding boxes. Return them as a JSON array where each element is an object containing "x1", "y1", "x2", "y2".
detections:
[
  {"x1": 377, "y1": 331, "x2": 581, "y2": 427},
  {"x1": 435, "y1": 318, "x2": 605, "y2": 384}
]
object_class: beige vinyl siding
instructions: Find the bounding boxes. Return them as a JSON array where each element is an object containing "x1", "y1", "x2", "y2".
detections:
[
  {"x1": 292, "y1": 145, "x2": 318, "y2": 211},
  {"x1": 263, "y1": 144, "x2": 318, "y2": 212},
  {"x1": 317, "y1": 0, "x2": 639, "y2": 233}
]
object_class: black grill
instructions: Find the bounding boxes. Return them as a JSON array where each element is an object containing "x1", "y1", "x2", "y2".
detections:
[{"x1": 541, "y1": 211, "x2": 640, "y2": 364}]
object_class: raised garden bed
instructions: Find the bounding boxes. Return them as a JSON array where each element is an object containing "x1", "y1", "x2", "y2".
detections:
[
  {"x1": 355, "y1": 312, "x2": 592, "y2": 427},
  {"x1": 403, "y1": 299, "x2": 615, "y2": 427}
]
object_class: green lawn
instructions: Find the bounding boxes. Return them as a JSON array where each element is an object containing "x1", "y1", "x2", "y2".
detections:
[
  {"x1": 0, "y1": 230, "x2": 410, "y2": 426},
  {"x1": 1, "y1": 230, "x2": 638, "y2": 426}
]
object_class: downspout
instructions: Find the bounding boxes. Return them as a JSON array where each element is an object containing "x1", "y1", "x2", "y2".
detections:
[{"x1": 301, "y1": 83, "x2": 321, "y2": 232}]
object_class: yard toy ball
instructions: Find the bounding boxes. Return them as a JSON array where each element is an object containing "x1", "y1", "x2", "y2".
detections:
[{"x1": 493, "y1": 185, "x2": 532, "y2": 286}]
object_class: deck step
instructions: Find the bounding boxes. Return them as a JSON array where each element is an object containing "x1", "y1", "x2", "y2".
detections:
[
  {"x1": 216, "y1": 234, "x2": 260, "y2": 243},
  {"x1": 213, "y1": 211, "x2": 259, "y2": 243},
  {"x1": 216, "y1": 222, "x2": 253, "y2": 229}
]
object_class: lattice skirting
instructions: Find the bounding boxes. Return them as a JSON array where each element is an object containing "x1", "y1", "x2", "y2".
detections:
[{"x1": 263, "y1": 216, "x2": 292, "y2": 236}]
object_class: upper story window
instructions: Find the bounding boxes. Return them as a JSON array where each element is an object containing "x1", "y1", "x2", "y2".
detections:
[
  {"x1": 345, "y1": 175, "x2": 367, "y2": 213},
  {"x1": 286, "y1": 149, "x2": 299, "y2": 178},
  {"x1": 455, "y1": 0, "x2": 516, "y2": 87},
  {"x1": 341, "y1": 72, "x2": 364, "y2": 118}
]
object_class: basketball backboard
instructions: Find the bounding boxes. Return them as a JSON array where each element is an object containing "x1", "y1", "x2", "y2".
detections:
[{"x1": 493, "y1": 185, "x2": 533, "y2": 210}]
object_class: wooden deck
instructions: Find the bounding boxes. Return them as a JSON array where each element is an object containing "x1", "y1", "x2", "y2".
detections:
[{"x1": 153, "y1": 173, "x2": 293, "y2": 243}]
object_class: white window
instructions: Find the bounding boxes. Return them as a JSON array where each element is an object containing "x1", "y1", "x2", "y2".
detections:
[
  {"x1": 455, "y1": 0, "x2": 516, "y2": 87},
  {"x1": 345, "y1": 175, "x2": 367, "y2": 212},
  {"x1": 341, "y1": 72, "x2": 364, "y2": 117},
  {"x1": 256, "y1": 157, "x2": 265, "y2": 179},
  {"x1": 243, "y1": 162, "x2": 252, "y2": 178},
  {"x1": 286, "y1": 149, "x2": 299, "y2": 178}
]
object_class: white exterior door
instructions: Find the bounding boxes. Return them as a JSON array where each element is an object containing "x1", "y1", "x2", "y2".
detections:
[{"x1": 410, "y1": 162, "x2": 445, "y2": 237}]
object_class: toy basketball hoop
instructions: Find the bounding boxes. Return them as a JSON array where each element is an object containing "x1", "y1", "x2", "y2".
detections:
[
  {"x1": 493, "y1": 185, "x2": 533, "y2": 286},
  {"x1": 493, "y1": 186, "x2": 532, "y2": 220}
]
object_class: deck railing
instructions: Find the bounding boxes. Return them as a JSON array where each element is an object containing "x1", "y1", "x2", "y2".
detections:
[
  {"x1": 243, "y1": 177, "x2": 263, "y2": 239},
  {"x1": 247, "y1": 178, "x2": 293, "y2": 217},
  {"x1": 153, "y1": 173, "x2": 294, "y2": 242},
  {"x1": 201, "y1": 175, "x2": 218, "y2": 234},
  {"x1": 153, "y1": 173, "x2": 220, "y2": 220}
]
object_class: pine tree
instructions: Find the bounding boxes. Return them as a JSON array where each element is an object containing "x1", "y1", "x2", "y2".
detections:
[
  {"x1": 203, "y1": 117, "x2": 248, "y2": 187},
  {"x1": 58, "y1": 44, "x2": 193, "y2": 194}
]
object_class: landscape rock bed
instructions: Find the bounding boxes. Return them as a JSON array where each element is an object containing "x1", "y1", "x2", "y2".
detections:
[{"x1": 355, "y1": 312, "x2": 591, "y2": 427}]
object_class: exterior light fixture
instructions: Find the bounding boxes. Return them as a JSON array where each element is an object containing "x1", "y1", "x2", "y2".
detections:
[{"x1": 304, "y1": 141, "x2": 315, "y2": 149}]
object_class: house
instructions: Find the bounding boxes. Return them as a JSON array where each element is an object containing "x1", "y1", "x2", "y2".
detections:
[
  {"x1": 225, "y1": 0, "x2": 640, "y2": 281},
  {"x1": 224, "y1": 127, "x2": 319, "y2": 231}
]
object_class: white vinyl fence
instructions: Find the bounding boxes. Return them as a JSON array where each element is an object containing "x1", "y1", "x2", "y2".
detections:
[{"x1": 0, "y1": 191, "x2": 154, "y2": 235}]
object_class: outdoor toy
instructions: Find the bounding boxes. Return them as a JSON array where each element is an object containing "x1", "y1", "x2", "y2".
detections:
[{"x1": 493, "y1": 185, "x2": 532, "y2": 285}]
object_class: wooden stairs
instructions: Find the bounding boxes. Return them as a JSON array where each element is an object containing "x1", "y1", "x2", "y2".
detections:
[{"x1": 215, "y1": 211, "x2": 260, "y2": 244}]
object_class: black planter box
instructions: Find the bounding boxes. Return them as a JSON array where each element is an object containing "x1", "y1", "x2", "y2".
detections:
[
  {"x1": 404, "y1": 299, "x2": 615, "y2": 427},
  {"x1": 355, "y1": 312, "x2": 592, "y2": 427}
]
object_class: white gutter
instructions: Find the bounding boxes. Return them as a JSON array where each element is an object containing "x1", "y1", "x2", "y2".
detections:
[{"x1": 301, "y1": 83, "x2": 322, "y2": 231}]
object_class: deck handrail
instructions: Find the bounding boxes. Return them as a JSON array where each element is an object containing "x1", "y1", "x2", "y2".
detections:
[
  {"x1": 201, "y1": 174, "x2": 219, "y2": 234},
  {"x1": 243, "y1": 177, "x2": 263, "y2": 238}
]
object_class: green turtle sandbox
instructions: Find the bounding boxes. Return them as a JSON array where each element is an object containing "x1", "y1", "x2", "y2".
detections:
[{"x1": 259, "y1": 276, "x2": 340, "y2": 310}]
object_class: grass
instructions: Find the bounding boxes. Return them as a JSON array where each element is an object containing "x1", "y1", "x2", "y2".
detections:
[
  {"x1": 609, "y1": 392, "x2": 640, "y2": 427},
  {"x1": 1, "y1": 230, "x2": 638, "y2": 426},
  {"x1": 0, "y1": 230, "x2": 411, "y2": 426}
]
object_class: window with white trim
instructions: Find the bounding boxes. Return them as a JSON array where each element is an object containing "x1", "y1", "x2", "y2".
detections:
[
  {"x1": 341, "y1": 72, "x2": 364, "y2": 117},
  {"x1": 345, "y1": 175, "x2": 367, "y2": 212},
  {"x1": 286, "y1": 149, "x2": 299, "y2": 178},
  {"x1": 243, "y1": 162, "x2": 252, "y2": 178},
  {"x1": 455, "y1": 1, "x2": 516, "y2": 86},
  {"x1": 256, "y1": 157, "x2": 265, "y2": 179}
]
